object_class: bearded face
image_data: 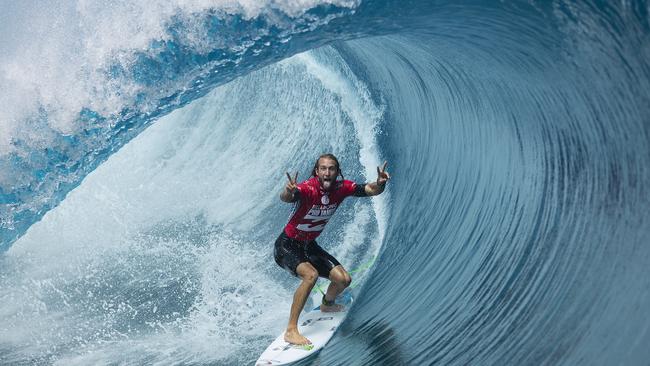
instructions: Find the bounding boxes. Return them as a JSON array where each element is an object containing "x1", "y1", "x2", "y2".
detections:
[{"x1": 315, "y1": 157, "x2": 338, "y2": 191}]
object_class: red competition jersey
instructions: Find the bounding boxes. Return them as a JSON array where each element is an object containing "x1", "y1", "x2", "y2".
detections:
[{"x1": 284, "y1": 177, "x2": 358, "y2": 240}]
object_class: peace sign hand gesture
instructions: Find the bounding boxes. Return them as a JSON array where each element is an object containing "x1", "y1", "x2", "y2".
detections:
[
  {"x1": 285, "y1": 171, "x2": 299, "y2": 194},
  {"x1": 377, "y1": 161, "x2": 390, "y2": 186}
]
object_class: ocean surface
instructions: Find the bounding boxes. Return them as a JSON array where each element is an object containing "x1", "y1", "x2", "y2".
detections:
[{"x1": 1, "y1": 1, "x2": 649, "y2": 365}]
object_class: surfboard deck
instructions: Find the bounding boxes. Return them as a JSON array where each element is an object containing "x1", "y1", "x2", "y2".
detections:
[{"x1": 256, "y1": 291, "x2": 352, "y2": 366}]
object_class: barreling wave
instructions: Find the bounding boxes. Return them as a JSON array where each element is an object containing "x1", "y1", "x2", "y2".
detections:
[{"x1": 1, "y1": 1, "x2": 649, "y2": 365}]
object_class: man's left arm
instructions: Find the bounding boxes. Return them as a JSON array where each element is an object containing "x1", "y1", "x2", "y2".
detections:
[{"x1": 364, "y1": 180, "x2": 387, "y2": 196}]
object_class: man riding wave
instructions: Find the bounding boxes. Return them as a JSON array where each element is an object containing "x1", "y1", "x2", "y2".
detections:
[{"x1": 275, "y1": 153, "x2": 390, "y2": 345}]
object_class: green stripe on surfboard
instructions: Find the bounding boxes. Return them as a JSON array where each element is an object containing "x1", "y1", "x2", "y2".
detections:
[{"x1": 291, "y1": 344, "x2": 315, "y2": 351}]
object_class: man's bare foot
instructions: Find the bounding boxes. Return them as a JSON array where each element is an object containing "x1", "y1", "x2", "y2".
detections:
[
  {"x1": 284, "y1": 328, "x2": 311, "y2": 345},
  {"x1": 320, "y1": 303, "x2": 345, "y2": 312}
]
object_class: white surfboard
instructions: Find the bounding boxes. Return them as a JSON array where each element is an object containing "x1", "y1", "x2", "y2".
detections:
[{"x1": 256, "y1": 290, "x2": 352, "y2": 365}]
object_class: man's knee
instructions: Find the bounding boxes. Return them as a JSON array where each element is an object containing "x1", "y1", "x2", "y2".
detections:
[
  {"x1": 341, "y1": 272, "x2": 351, "y2": 288},
  {"x1": 297, "y1": 264, "x2": 318, "y2": 284},
  {"x1": 303, "y1": 270, "x2": 318, "y2": 284},
  {"x1": 338, "y1": 271, "x2": 351, "y2": 288},
  {"x1": 330, "y1": 266, "x2": 351, "y2": 288}
]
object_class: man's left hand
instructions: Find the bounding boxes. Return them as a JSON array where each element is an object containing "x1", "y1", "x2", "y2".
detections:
[{"x1": 377, "y1": 161, "x2": 390, "y2": 186}]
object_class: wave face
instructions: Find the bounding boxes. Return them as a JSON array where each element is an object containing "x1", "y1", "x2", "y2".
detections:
[{"x1": 2, "y1": 0, "x2": 650, "y2": 365}]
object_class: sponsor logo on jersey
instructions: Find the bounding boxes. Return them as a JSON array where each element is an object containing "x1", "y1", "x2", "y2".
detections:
[
  {"x1": 296, "y1": 203, "x2": 339, "y2": 232},
  {"x1": 321, "y1": 194, "x2": 330, "y2": 205}
]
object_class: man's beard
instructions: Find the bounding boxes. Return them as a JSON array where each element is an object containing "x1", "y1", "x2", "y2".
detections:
[{"x1": 320, "y1": 177, "x2": 333, "y2": 190}]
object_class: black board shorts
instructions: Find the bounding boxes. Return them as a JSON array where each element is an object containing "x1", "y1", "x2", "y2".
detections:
[{"x1": 274, "y1": 231, "x2": 341, "y2": 278}]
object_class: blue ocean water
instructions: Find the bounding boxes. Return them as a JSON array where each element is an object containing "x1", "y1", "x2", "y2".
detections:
[{"x1": 1, "y1": 1, "x2": 649, "y2": 365}]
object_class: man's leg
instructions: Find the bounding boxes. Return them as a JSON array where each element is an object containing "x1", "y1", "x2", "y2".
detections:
[
  {"x1": 321, "y1": 265, "x2": 351, "y2": 312},
  {"x1": 284, "y1": 262, "x2": 318, "y2": 345}
]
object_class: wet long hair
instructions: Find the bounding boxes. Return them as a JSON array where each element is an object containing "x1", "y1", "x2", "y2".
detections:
[{"x1": 312, "y1": 153, "x2": 344, "y2": 180}]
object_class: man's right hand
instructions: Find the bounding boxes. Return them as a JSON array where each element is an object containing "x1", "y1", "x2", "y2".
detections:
[
  {"x1": 281, "y1": 171, "x2": 300, "y2": 202},
  {"x1": 286, "y1": 172, "x2": 298, "y2": 192}
]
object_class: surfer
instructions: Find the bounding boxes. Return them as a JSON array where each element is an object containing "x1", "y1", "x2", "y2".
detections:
[{"x1": 275, "y1": 153, "x2": 390, "y2": 345}]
